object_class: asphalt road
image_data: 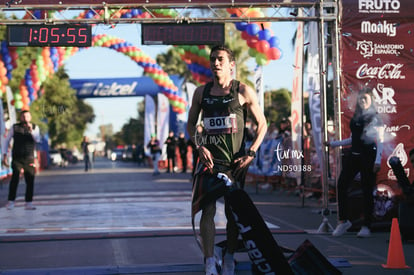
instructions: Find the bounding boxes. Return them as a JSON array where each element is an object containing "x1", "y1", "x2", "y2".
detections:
[{"x1": 0, "y1": 157, "x2": 413, "y2": 275}]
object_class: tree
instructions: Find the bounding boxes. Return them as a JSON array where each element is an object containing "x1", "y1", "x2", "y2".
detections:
[
  {"x1": 263, "y1": 88, "x2": 291, "y2": 124},
  {"x1": 155, "y1": 23, "x2": 254, "y2": 88},
  {"x1": 225, "y1": 23, "x2": 254, "y2": 87},
  {"x1": 30, "y1": 68, "x2": 95, "y2": 148},
  {"x1": 110, "y1": 99, "x2": 145, "y2": 147},
  {"x1": 156, "y1": 47, "x2": 191, "y2": 81}
]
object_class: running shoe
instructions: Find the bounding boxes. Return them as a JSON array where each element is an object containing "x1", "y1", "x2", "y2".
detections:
[{"x1": 332, "y1": 220, "x2": 352, "y2": 237}]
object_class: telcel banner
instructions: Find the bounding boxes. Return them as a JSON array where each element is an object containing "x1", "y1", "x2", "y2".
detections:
[{"x1": 70, "y1": 77, "x2": 160, "y2": 98}]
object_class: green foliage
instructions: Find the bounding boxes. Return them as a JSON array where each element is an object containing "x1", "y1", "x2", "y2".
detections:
[
  {"x1": 109, "y1": 99, "x2": 145, "y2": 147},
  {"x1": 9, "y1": 48, "x2": 39, "y2": 92},
  {"x1": 156, "y1": 48, "x2": 191, "y2": 80},
  {"x1": 263, "y1": 88, "x2": 292, "y2": 125},
  {"x1": 30, "y1": 68, "x2": 95, "y2": 149},
  {"x1": 225, "y1": 23, "x2": 254, "y2": 88},
  {"x1": 155, "y1": 23, "x2": 254, "y2": 88}
]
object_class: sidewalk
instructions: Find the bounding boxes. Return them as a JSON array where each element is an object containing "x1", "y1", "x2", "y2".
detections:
[{"x1": 0, "y1": 164, "x2": 413, "y2": 274}]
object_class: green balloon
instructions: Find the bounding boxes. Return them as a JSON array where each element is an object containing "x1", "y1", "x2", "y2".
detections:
[
  {"x1": 248, "y1": 48, "x2": 258, "y2": 57},
  {"x1": 15, "y1": 100, "x2": 23, "y2": 109},
  {"x1": 256, "y1": 54, "x2": 267, "y2": 66},
  {"x1": 14, "y1": 93, "x2": 22, "y2": 101},
  {"x1": 190, "y1": 45, "x2": 198, "y2": 54}
]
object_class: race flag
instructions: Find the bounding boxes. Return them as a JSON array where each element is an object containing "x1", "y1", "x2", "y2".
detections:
[
  {"x1": 157, "y1": 93, "x2": 170, "y2": 160},
  {"x1": 291, "y1": 13, "x2": 304, "y2": 185},
  {"x1": 144, "y1": 94, "x2": 156, "y2": 156}
]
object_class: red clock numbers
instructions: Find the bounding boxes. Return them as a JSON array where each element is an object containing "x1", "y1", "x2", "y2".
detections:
[{"x1": 7, "y1": 25, "x2": 92, "y2": 47}]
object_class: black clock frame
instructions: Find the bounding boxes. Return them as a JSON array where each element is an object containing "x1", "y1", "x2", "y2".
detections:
[
  {"x1": 141, "y1": 23, "x2": 225, "y2": 45},
  {"x1": 7, "y1": 24, "x2": 92, "y2": 47}
]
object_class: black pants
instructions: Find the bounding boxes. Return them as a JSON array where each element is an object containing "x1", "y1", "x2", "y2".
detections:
[
  {"x1": 8, "y1": 158, "x2": 36, "y2": 202},
  {"x1": 166, "y1": 151, "x2": 175, "y2": 172},
  {"x1": 337, "y1": 150, "x2": 376, "y2": 227},
  {"x1": 84, "y1": 154, "x2": 90, "y2": 171},
  {"x1": 180, "y1": 151, "x2": 187, "y2": 172}
]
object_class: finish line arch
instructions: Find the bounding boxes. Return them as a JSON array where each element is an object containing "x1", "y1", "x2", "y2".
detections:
[
  {"x1": 0, "y1": 34, "x2": 187, "y2": 113},
  {"x1": 1, "y1": 5, "x2": 288, "y2": 113}
]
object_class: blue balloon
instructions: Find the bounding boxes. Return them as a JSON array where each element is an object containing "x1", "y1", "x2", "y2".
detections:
[
  {"x1": 235, "y1": 22, "x2": 248, "y2": 32},
  {"x1": 246, "y1": 24, "x2": 260, "y2": 36},
  {"x1": 268, "y1": 36, "x2": 280, "y2": 48},
  {"x1": 33, "y1": 10, "x2": 42, "y2": 19},
  {"x1": 131, "y1": 9, "x2": 141, "y2": 16},
  {"x1": 5, "y1": 55, "x2": 11, "y2": 64},
  {"x1": 85, "y1": 11, "x2": 94, "y2": 19},
  {"x1": 258, "y1": 29, "x2": 271, "y2": 41}
]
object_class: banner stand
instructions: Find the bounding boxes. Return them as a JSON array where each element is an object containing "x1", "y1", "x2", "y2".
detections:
[{"x1": 315, "y1": 1, "x2": 334, "y2": 234}]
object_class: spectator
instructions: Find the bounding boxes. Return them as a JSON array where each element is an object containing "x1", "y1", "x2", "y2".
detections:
[
  {"x1": 327, "y1": 88, "x2": 384, "y2": 238},
  {"x1": 2, "y1": 110, "x2": 41, "y2": 210},
  {"x1": 136, "y1": 143, "x2": 145, "y2": 167},
  {"x1": 178, "y1": 132, "x2": 188, "y2": 173},
  {"x1": 164, "y1": 131, "x2": 177, "y2": 173},
  {"x1": 81, "y1": 136, "x2": 91, "y2": 172},
  {"x1": 147, "y1": 134, "x2": 162, "y2": 176}
]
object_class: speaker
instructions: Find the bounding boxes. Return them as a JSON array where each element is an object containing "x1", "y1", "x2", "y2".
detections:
[{"x1": 398, "y1": 201, "x2": 414, "y2": 241}]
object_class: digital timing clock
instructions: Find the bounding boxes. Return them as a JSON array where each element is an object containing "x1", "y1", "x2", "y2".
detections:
[
  {"x1": 141, "y1": 23, "x2": 225, "y2": 45},
  {"x1": 7, "y1": 24, "x2": 92, "y2": 47}
]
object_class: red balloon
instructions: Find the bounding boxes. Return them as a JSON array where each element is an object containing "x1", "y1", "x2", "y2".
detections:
[
  {"x1": 247, "y1": 37, "x2": 259, "y2": 49},
  {"x1": 267, "y1": 47, "x2": 281, "y2": 60},
  {"x1": 256, "y1": 40, "x2": 270, "y2": 54},
  {"x1": 241, "y1": 31, "x2": 251, "y2": 41}
]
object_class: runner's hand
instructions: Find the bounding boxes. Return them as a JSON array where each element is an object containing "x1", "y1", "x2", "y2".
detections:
[
  {"x1": 233, "y1": 155, "x2": 253, "y2": 180},
  {"x1": 198, "y1": 146, "x2": 214, "y2": 171}
]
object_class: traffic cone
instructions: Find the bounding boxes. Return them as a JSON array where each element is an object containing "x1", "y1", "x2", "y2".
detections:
[{"x1": 382, "y1": 218, "x2": 410, "y2": 269}]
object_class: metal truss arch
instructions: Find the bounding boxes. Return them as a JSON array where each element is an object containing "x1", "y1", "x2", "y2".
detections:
[{"x1": 1, "y1": 1, "x2": 338, "y2": 24}]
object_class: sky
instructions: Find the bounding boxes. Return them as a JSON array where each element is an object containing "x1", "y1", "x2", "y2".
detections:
[{"x1": 64, "y1": 21, "x2": 298, "y2": 136}]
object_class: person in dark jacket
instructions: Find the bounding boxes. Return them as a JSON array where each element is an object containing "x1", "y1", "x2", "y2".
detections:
[
  {"x1": 164, "y1": 131, "x2": 177, "y2": 173},
  {"x1": 177, "y1": 132, "x2": 188, "y2": 173},
  {"x1": 327, "y1": 88, "x2": 384, "y2": 238},
  {"x1": 2, "y1": 110, "x2": 41, "y2": 210}
]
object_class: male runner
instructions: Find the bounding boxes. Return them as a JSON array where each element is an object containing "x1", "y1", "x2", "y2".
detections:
[{"x1": 187, "y1": 45, "x2": 267, "y2": 275}]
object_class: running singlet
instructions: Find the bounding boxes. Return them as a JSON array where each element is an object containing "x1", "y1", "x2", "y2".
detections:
[{"x1": 200, "y1": 80, "x2": 245, "y2": 163}]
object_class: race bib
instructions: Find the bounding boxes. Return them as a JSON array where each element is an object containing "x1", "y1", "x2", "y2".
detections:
[{"x1": 204, "y1": 114, "x2": 238, "y2": 134}]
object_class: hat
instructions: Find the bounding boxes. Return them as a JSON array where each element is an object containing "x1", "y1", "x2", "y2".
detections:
[{"x1": 151, "y1": 133, "x2": 156, "y2": 138}]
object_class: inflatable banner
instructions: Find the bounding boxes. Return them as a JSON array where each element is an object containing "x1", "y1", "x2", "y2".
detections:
[
  {"x1": 71, "y1": 75, "x2": 183, "y2": 99},
  {"x1": 71, "y1": 76, "x2": 160, "y2": 98}
]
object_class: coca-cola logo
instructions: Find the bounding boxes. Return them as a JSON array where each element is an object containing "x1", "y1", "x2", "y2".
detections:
[{"x1": 356, "y1": 63, "x2": 405, "y2": 80}]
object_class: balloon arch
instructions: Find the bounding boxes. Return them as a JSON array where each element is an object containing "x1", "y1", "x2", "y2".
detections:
[{"x1": 0, "y1": 7, "x2": 282, "y2": 113}]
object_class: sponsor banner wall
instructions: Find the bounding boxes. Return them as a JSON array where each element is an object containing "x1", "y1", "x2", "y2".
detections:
[{"x1": 340, "y1": 0, "x2": 414, "y2": 186}]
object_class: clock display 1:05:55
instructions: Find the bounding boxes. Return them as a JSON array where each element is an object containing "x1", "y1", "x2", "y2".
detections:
[{"x1": 7, "y1": 24, "x2": 92, "y2": 47}]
